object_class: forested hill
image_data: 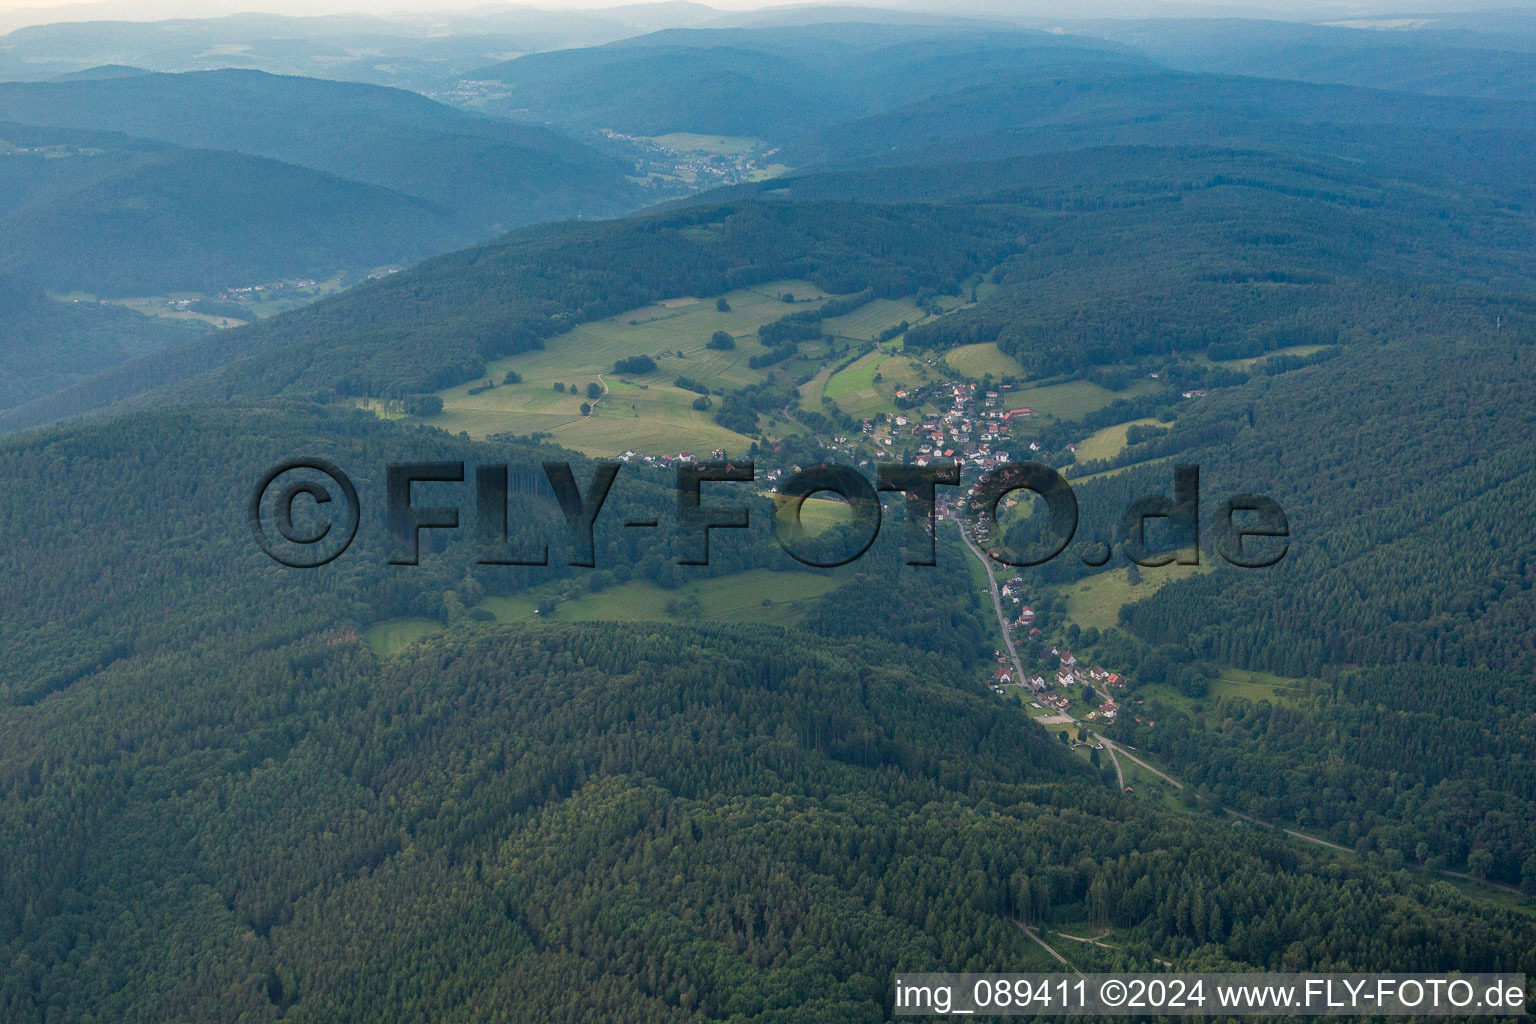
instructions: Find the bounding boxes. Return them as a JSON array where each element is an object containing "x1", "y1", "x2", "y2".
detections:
[
  {"x1": 780, "y1": 66, "x2": 1536, "y2": 191},
  {"x1": 895, "y1": 158, "x2": 1536, "y2": 377},
  {"x1": 462, "y1": 24, "x2": 1144, "y2": 141},
  {"x1": 0, "y1": 401, "x2": 1531, "y2": 1020},
  {"x1": 1101, "y1": 327, "x2": 1536, "y2": 678},
  {"x1": 0, "y1": 69, "x2": 642, "y2": 236},
  {"x1": 0, "y1": 273, "x2": 204, "y2": 409},
  {"x1": 0, "y1": 122, "x2": 465, "y2": 295},
  {"x1": 14, "y1": 144, "x2": 1536, "y2": 434},
  {"x1": 1078, "y1": 17, "x2": 1536, "y2": 103},
  {"x1": 1035, "y1": 323, "x2": 1536, "y2": 887},
  {"x1": 0, "y1": 199, "x2": 1019, "y2": 430}
]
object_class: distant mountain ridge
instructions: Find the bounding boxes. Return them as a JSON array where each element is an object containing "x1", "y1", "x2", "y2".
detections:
[
  {"x1": 0, "y1": 272, "x2": 204, "y2": 409},
  {"x1": 0, "y1": 6, "x2": 724, "y2": 88},
  {"x1": 461, "y1": 23, "x2": 1143, "y2": 141},
  {"x1": 1072, "y1": 16, "x2": 1536, "y2": 101},
  {"x1": 777, "y1": 64, "x2": 1536, "y2": 190},
  {"x1": 0, "y1": 69, "x2": 642, "y2": 235},
  {"x1": 0, "y1": 121, "x2": 464, "y2": 295}
]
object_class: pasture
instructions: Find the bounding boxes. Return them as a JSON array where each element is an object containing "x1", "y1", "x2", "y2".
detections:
[
  {"x1": 1005, "y1": 379, "x2": 1162, "y2": 423},
  {"x1": 821, "y1": 297, "x2": 925, "y2": 341},
  {"x1": 769, "y1": 493, "x2": 859, "y2": 537},
  {"x1": 1074, "y1": 417, "x2": 1161, "y2": 463},
  {"x1": 405, "y1": 279, "x2": 941, "y2": 454},
  {"x1": 1132, "y1": 667, "x2": 1305, "y2": 715},
  {"x1": 404, "y1": 278, "x2": 968, "y2": 455},
  {"x1": 425, "y1": 279, "x2": 836, "y2": 453},
  {"x1": 819, "y1": 350, "x2": 930, "y2": 419},
  {"x1": 647, "y1": 133, "x2": 761, "y2": 155},
  {"x1": 945, "y1": 342, "x2": 1023, "y2": 379},
  {"x1": 364, "y1": 568, "x2": 848, "y2": 657},
  {"x1": 1209, "y1": 344, "x2": 1331, "y2": 371},
  {"x1": 490, "y1": 568, "x2": 844, "y2": 627},
  {"x1": 1061, "y1": 561, "x2": 1210, "y2": 633},
  {"x1": 365, "y1": 617, "x2": 443, "y2": 658}
]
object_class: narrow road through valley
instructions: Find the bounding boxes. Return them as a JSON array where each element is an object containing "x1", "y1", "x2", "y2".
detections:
[{"x1": 953, "y1": 517, "x2": 1125, "y2": 789}]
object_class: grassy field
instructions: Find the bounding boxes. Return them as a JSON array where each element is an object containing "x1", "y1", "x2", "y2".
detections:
[
  {"x1": 820, "y1": 350, "x2": 930, "y2": 419},
  {"x1": 1006, "y1": 379, "x2": 1163, "y2": 423},
  {"x1": 647, "y1": 133, "x2": 762, "y2": 155},
  {"x1": 1132, "y1": 667, "x2": 1305, "y2": 713},
  {"x1": 1060, "y1": 562, "x2": 1210, "y2": 633},
  {"x1": 945, "y1": 342, "x2": 1023, "y2": 379},
  {"x1": 797, "y1": 362, "x2": 837, "y2": 408},
  {"x1": 365, "y1": 617, "x2": 443, "y2": 658},
  {"x1": 1074, "y1": 417, "x2": 1162, "y2": 463},
  {"x1": 821, "y1": 297, "x2": 924, "y2": 341},
  {"x1": 367, "y1": 568, "x2": 846, "y2": 655},
  {"x1": 423, "y1": 279, "x2": 839, "y2": 453},
  {"x1": 1068, "y1": 454, "x2": 1176, "y2": 485},
  {"x1": 768, "y1": 494, "x2": 859, "y2": 537},
  {"x1": 421, "y1": 281, "x2": 932, "y2": 455},
  {"x1": 489, "y1": 568, "x2": 844, "y2": 627},
  {"x1": 1209, "y1": 344, "x2": 1330, "y2": 371},
  {"x1": 1119, "y1": 756, "x2": 1185, "y2": 810},
  {"x1": 822, "y1": 350, "x2": 885, "y2": 400}
]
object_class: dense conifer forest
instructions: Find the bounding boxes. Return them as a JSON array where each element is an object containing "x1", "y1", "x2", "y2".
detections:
[{"x1": 3, "y1": 7, "x2": 1536, "y2": 1019}]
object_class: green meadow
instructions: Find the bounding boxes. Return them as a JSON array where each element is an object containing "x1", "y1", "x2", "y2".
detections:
[
  {"x1": 1005, "y1": 379, "x2": 1163, "y2": 423},
  {"x1": 420, "y1": 280, "x2": 924, "y2": 455},
  {"x1": 820, "y1": 297, "x2": 925, "y2": 341},
  {"x1": 364, "y1": 617, "x2": 443, "y2": 658},
  {"x1": 1060, "y1": 561, "x2": 1210, "y2": 633},
  {"x1": 1131, "y1": 667, "x2": 1306, "y2": 715},
  {"x1": 646, "y1": 133, "x2": 762, "y2": 155},
  {"x1": 1209, "y1": 344, "x2": 1330, "y2": 371},
  {"x1": 945, "y1": 342, "x2": 1023, "y2": 379},
  {"x1": 366, "y1": 568, "x2": 848, "y2": 656},
  {"x1": 1073, "y1": 417, "x2": 1162, "y2": 463},
  {"x1": 818, "y1": 350, "x2": 931, "y2": 419}
]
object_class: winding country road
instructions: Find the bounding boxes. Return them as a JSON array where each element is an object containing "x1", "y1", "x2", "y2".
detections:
[
  {"x1": 953, "y1": 524, "x2": 1532, "y2": 898},
  {"x1": 952, "y1": 517, "x2": 1125, "y2": 789}
]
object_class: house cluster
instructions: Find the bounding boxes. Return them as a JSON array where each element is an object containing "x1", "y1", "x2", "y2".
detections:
[
  {"x1": 1040, "y1": 691, "x2": 1071, "y2": 712},
  {"x1": 987, "y1": 619, "x2": 1129, "y2": 723},
  {"x1": 1049, "y1": 647, "x2": 1126, "y2": 690},
  {"x1": 617, "y1": 449, "x2": 701, "y2": 466},
  {"x1": 901, "y1": 381, "x2": 1024, "y2": 470},
  {"x1": 587, "y1": 129, "x2": 779, "y2": 187}
]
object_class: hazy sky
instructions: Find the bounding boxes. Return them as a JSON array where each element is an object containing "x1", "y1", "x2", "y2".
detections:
[
  {"x1": 0, "y1": 0, "x2": 798, "y2": 29},
  {"x1": 0, "y1": 0, "x2": 1527, "y2": 33},
  {"x1": 0, "y1": 0, "x2": 796, "y2": 17}
]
